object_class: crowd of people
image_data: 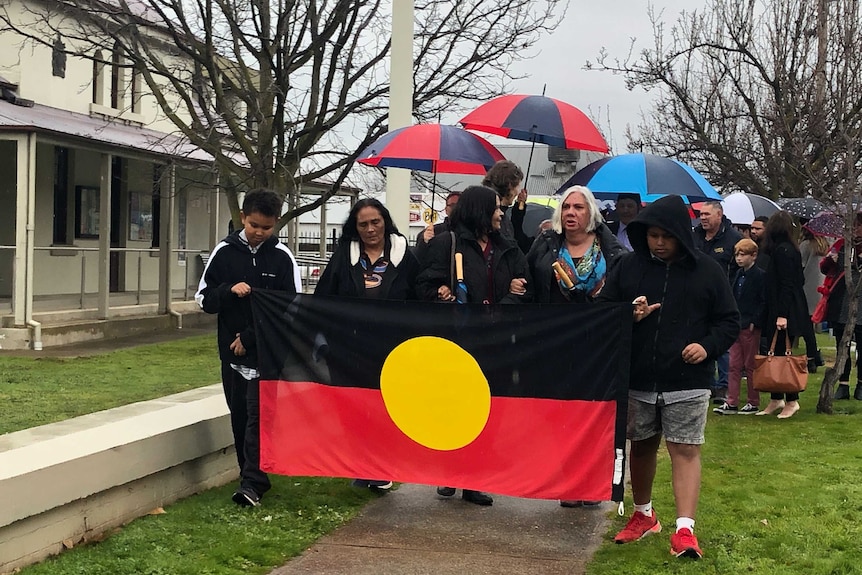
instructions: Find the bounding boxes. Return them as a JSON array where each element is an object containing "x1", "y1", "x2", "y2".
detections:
[{"x1": 195, "y1": 163, "x2": 854, "y2": 562}]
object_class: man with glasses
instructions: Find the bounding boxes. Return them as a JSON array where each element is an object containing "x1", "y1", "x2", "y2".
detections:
[{"x1": 413, "y1": 191, "x2": 461, "y2": 263}]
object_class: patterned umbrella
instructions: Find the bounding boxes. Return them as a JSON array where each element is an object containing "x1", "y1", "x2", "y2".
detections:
[
  {"x1": 803, "y1": 211, "x2": 844, "y2": 238},
  {"x1": 778, "y1": 197, "x2": 827, "y2": 220}
]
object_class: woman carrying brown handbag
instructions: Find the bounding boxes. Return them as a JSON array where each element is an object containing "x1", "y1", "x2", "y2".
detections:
[{"x1": 757, "y1": 211, "x2": 814, "y2": 418}]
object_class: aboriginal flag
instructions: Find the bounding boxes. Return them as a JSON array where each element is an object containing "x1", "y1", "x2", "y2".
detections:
[{"x1": 252, "y1": 291, "x2": 631, "y2": 502}]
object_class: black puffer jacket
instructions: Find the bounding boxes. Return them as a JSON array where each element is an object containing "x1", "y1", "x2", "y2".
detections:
[
  {"x1": 598, "y1": 196, "x2": 740, "y2": 392},
  {"x1": 416, "y1": 225, "x2": 532, "y2": 304},
  {"x1": 196, "y1": 233, "x2": 300, "y2": 367},
  {"x1": 527, "y1": 223, "x2": 626, "y2": 303}
]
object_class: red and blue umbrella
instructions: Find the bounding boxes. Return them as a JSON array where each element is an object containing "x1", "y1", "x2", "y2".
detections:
[
  {"x1": 555, "y1": 153, "x2": 722, "y2": 204},
  {"x1": 459, "y1": 94, "x2": 609, "y2": 153},
  {"x1": 356, "y1": 124, "x2": 504, "y2": 175}
]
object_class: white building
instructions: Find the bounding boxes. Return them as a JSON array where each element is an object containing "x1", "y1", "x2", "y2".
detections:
[{"x1": 0, "y1": 0, "x2": 243, "y2": 348}]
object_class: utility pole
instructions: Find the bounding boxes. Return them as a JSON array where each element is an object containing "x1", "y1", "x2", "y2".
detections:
[
  {"x1": 814, "y1": 0, "x2": 827, "y2": 120},
  {"x1": 385, "y1": 1, "x2": 414, "y2": 233}
]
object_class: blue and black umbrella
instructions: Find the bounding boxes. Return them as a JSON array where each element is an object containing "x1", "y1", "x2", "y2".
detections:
[{"x1": 555, "y1": 153, "x2": 722, "y2": 204}]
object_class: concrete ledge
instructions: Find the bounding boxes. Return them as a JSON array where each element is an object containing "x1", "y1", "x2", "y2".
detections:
[
  {"x1": 0, "y1": 308, "x2": 216, "y2": 349},
  {"x1": 0, "y1": 385, "x2": 236, "y2": 573}
]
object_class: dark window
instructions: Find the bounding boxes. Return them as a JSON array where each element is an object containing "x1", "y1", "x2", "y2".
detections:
[
  {"x1": 92, "y1": 50, "x2": 104, "y2": 104},
  {"x1": 52, "y1": 147, "x2": 69, "y2": 243},
  {"x1": 151, "y1": 165, "x2": 162, "y2": 248},
  {"x1": 52, "y1": 36, "x2": 66, "y2": 78},
  {"x1": 110, "y1": 44, "x2": 122, "y2": 109}
]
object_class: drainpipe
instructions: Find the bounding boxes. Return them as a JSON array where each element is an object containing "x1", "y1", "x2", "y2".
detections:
[
  {"x1": 168, "y1": 306, "x2": 183, "y2": 330},
  {"x1": 24, "y1": 132, "x2": 42, "y2": 351},
  {"x1": 27, "y1": 319, "x2": 42, "y2": 351}
]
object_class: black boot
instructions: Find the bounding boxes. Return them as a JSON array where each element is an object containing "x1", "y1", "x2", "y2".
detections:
[
  {"x1": 815, "y1": 350, "x2": 825, "y2": 367},
  {"x1": 807, "y1": 358, "x2": 818, "y2": 374},
  {"x1": 835, "y1": 384, "x2": 851, "y2": 400},
  {"x1": 855, "y1": 384, "x2": 862, "y2": 401},
  {"x1": 462, "y1": 489, "x2": 493, "y2": 506}
]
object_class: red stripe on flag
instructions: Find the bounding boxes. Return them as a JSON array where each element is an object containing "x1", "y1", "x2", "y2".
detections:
[{"x1": 259, "y1": 380, "x2": 617, "y2": 501}]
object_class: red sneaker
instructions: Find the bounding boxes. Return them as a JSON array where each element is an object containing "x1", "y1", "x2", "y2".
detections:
[
  {"x1": 614, "y1": 510, "x2": 661, "y2": 543},
  {"x1": 670, "y1": 527, "x2": 703, "y2": 559}
]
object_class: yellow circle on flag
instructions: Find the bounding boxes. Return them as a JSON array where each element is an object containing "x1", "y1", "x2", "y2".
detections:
[{"x1": 380, "y1": 336, "x2": 490, "y2": 451}]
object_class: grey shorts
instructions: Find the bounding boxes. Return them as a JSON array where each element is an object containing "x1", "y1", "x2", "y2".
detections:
[{"x1": 627, "y1": 393, "x2": 709, "y2": 445}]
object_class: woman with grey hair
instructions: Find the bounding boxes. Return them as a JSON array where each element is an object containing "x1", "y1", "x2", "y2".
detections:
[
  {"x1": 526, "y1": 185, "x2": 626, "y2": 304},
  {"x1": 526, "y1": 185, "x2": 625, "y2": 508}
]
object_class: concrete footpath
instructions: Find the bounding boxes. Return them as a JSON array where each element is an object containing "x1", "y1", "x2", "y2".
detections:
[{"x1": 269, "y1": 483, "x2": 612, "y2": 575}]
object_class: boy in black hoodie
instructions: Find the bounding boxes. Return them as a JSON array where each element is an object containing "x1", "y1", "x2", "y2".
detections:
[
  {"x1": 196, "y1": 189, "x2": 301, "y2": 507},
  {"x1": 599, "y1": 195, "x2": 739, "y2": 559}
]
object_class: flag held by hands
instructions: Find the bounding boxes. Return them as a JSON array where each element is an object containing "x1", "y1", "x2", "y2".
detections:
[{"x1": 252, "y1": 291, "x2": 631, "y2": 501}]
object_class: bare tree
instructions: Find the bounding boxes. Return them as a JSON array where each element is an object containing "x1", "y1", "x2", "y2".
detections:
[
  {"x1": 1, "y1": 0, "x2": 564, "y2": 229},
  {"x1": 588, "y1": 0, "x2": 862, "y2": 413}
]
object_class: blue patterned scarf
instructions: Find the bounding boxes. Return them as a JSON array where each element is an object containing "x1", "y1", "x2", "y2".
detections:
[{"x1": 556, "y1": 236, "x2": 607, "y2": 298}]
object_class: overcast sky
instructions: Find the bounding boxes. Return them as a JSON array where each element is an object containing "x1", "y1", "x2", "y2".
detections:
[{"x1": 499, "y1": 0, "x2": 702, "y2": 152}]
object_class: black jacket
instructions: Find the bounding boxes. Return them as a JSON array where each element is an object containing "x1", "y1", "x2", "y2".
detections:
[
  {"x1": 416, "y1": 225, "x2": 532, "y2": 304},
  {"x1": 315, "y1": 234, "x2": 420, "y2": 300},
  {"x1": 598, "y1": 196, "x2": 740, "y2": 392},
  {"x1": 412, "y1": 219, "x2": 451, "y2": 265},
  {"x1": 763, "y1": 241, "x2": 810, "y2": 339},
  {"x1": 527, "y1": 223, "x2": 626, "y2": 303},
  {"x1": 732, "y1": 265, "x2": 766, "y2": 329},
  {"x1": 196, "y1": 232, "x2": 300, "y2": 367},
  {"x1": 694, "y1": 216, "x2": 743, "y2": 281}
]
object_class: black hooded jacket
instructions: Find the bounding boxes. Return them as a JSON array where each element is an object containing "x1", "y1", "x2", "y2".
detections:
[
  {"x1": 196, "y1": 232, "x2": 300, "y2": 367},
  {"x1": 598, "y1": 196, "x2": 740, "y2": 392}
]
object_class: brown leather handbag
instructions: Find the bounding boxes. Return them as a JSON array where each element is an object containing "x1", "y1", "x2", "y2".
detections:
[{"x1": 751, "y1": 332, "x2": 808, "y2": 393}]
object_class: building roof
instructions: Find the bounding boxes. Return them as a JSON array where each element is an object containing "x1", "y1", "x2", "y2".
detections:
[{"x1": 0, "y1": 99, "x2": 212, "y2": 163}]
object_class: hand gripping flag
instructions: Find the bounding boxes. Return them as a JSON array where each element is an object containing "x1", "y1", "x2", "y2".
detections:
[{"x1": 252, "y1": 291, "x2": 631, "y2": 502}]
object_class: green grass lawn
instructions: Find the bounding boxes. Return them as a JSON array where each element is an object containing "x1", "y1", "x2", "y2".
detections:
[
  {"x1": 589, "y1": 331, "x2": 862, "y2": 574},
  {"x1": 8, "y1": 331, "x2": 862, "y2": 574},
  {"x1": 0, "y1": 335, "x2": 221, "y2": 434},
  {"x1": 18, "y1": 476, "x2": 378, "y2": 575}
]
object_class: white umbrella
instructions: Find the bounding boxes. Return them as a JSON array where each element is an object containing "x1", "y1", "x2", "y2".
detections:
[{"x1": 721, "y1": 192, "x2": 781, "y2": 225}]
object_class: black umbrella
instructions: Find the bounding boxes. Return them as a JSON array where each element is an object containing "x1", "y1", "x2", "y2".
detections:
[{"x1": 778, "y1": 197, "x2": 827, "y2": 220}]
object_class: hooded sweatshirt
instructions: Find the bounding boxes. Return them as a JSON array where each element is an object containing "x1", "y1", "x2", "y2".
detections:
[{"x1": 598, "y1": 195, "x2": 740, "y2": 392}]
